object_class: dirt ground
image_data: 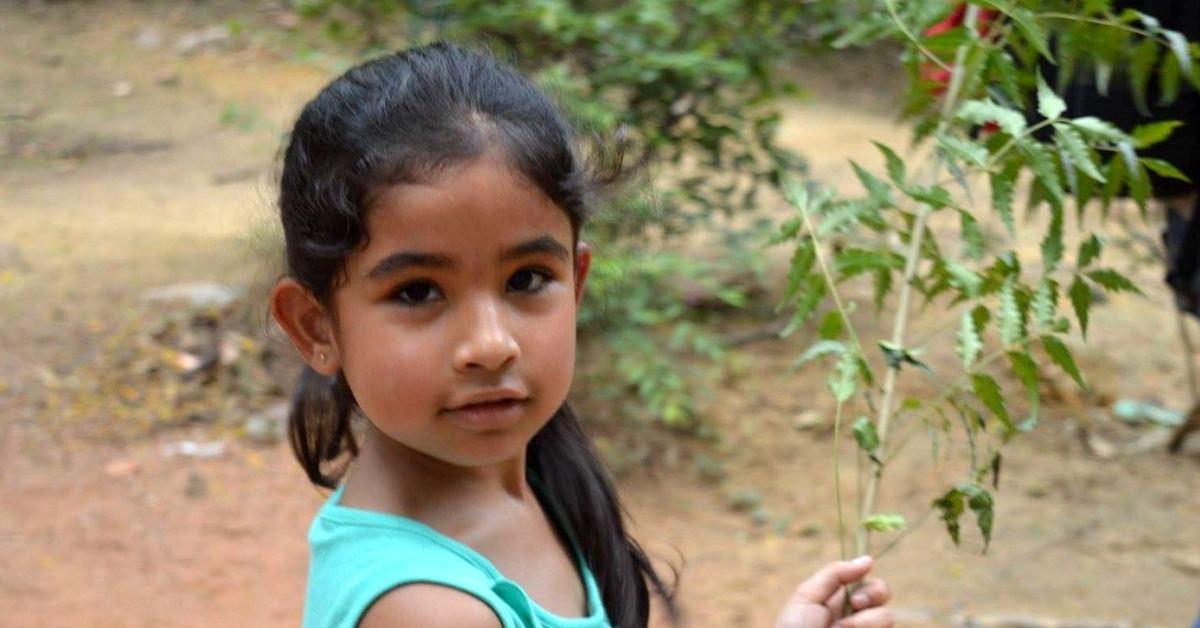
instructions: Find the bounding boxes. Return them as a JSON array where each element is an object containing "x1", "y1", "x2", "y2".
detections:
[{"x1": 2, "y1": 2, "x2": 1198, "y2": 628}]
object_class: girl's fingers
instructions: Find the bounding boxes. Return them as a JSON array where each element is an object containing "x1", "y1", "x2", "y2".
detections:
[
  {"x1": 846, "y1": 578, "x2": 892, "y2": 610},
  {"x1": 791, "y1": 556, "x2": 875, "y2": 605},
  {"x1": 838, "y1": 606, "x2": 894, "y2": 628}
]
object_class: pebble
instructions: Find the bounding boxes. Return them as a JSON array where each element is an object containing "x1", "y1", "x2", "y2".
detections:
[{"x1": 795, "y1": 409, "x2": 825, "y2": 431}]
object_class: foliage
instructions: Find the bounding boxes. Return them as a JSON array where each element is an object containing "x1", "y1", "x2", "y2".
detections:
[
  {"x1": 776, "y1": 0, "x2": 1197, "y2": 558},
  {"x1": 291, "y1": 0, "x2": 812, "y2": 427}
]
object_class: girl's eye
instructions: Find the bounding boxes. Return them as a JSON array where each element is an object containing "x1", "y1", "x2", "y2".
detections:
[
  {"x1": 392, "y1": 281, "x2": 442, "y2": 305},
  {"x1": 508, "y1": 269, "x2": 551, "y2": 293}
]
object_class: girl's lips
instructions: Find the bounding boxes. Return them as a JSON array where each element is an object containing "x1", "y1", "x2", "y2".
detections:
[{"x1": 442, "y1": 399, "x2": 528, "y2": 430}]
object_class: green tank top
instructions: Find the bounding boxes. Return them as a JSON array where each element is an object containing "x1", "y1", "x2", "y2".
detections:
[{"x1": 303, "y1": 484, "x2": 612, "y2": 628}]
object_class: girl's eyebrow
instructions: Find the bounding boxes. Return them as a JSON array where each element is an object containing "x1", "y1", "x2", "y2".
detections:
[
  {"x1": 500, "y1": 236, "x2": 571, "y2": 263},
  {"x1": 365, "y1": 236, "x2": 570, "y2": 280},
  {"x1": 366, "y1": 252, "x2": 455, "y2": 279}
]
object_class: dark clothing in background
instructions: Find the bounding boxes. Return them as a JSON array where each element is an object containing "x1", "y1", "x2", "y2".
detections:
[
  {"x1": 1042, "y1": 0, "x2": 1200, "y2": 197},
  {"x1": 1042, "y1": 0, "x2": 1200, "y2": 316}
]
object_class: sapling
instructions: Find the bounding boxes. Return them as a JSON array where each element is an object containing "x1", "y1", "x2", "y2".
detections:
[{"x1": 775, "y1": 0, "x2": 1197, "y2": 567}]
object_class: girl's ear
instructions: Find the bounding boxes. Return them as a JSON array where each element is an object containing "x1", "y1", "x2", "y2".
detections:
[
  {"x1": 573, "y1": 242, "x2": 592, "y2": 305},
  {"x1": 269, "y1": 279, "x2": 341, "y2": 375}
]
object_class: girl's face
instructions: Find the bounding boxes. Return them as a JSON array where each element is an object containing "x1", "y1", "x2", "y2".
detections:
[{"x1": 328, "y1": 155, "x2": 589, "y2": 468}]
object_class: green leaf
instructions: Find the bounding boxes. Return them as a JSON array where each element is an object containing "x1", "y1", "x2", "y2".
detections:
[
  {"x1": 989, "y1": 451, "x2": 1003, "y2": 490},
  {"x1": 1129, "y1": 36, "x2": 1159, "y2": 115},
  {"x1": 789, "y1": 274, "x2": 827, "y2": 334},
  {"x1": 1054, "y1": 123, "x2": 1105, "y2": 182},
  {"x1": 835, "y1": 248, "x2": 902, "y2": 278},
  {"x1": 1041, "y1": 203, "x2": 1064, "y2": 273},
  {"x1": 965, "y1": 485, "x2": 995, "y2": 552},
  {"x1": 1131, "y1": 120, "x2": 1181, "y2": 148},
  {"x1": 1021, "y1": 139, "x2": 1064, "y2": 204},
  {"x1": 1159, "y1": 50, "x2": 1182, "y2": 105},
  {"x1": 946, "y1": 260, "x2": 983, "y2": 298},
  {"x1": 932, "y1": 487, "x2": 965, "y2": 546},
  {"x1": 907, "y1": 184, "x2": 956, "y2": 209},
  {"x1": 1069, "y1": 276, "x2": 1093, "y2": 338},
  {"x1": 1042, "y1": 335, "x2": 1086, "y2": 388},
  {"x1": 1095, "y1": 62, "x2": 1114, "y2": 96},
  {"x1": 958, "y1": 99, "x2": 1027, "y2": 137},
  {"x1": 972, "y1": 304, "x2": 991, "y2": 334},
  {"x1": 959, "y1": 211, "x2": 983, "y2": 260},
  {"x1": 852, "y1": 415, "x2": 880, "y2": 453},
  {"x1": 972, "y1": 373, "x2": 1013, "y2": 433},
  {"x1": 878, "y1": 341, "x2": 930, "y2": 373},
  {"x1": 820, "y1": 200, "x2": 883, "y2": 235},
  {"x1": 1058, "y1": 141, "x2": 1080, "y2": 199},
  {"x1": 827, "y1": 349, "x2": 860, "y2": 402},
  {"x1": 874, "y1": 141, "x2": 906, "y2": 187},
  {"x1": 1086, "y1": 269, "x2": 1143, "y2": 294},
  {"x1": 957, "y1": 308, "x2": 983, "y2": 369},
  {"x1": 818, "y1": 310, "x2": 844, "y2": 340},
  {"x1": 1130, "y1": 162, "x2": 1153, "y2": 213},
  {"x1": 1037, "y1": 71, "x2": 1066, "y2": 120},
  {"x1": 795, "y1": 339, "x2": 846, "y2": 367},
  {"x1": 990, "y1": 160, "x2": 1020, "y2": 235},
  {"x1": 1070, "y1": 116, "x2": 1130, "y2": 143},
  {"x1": 1031, "y1": 278, "x2": 1058, "y2": 330},
  {"x1": 1140, "y1": 157, "x2": 1191, "y2": 182},
  {"x1": 1077, "y1": 235, "x2": 1103, "y2": 268},
  {"x1": 862, "y1": 513, "x2": 906, "y2": 532},
  {"x1": 1008, "y1": 7, "x2": 1052, "y2": 60},
  {"x1": 990, "y1": 49, "x2": 1023, "y2": 107},
  {"x1": 1100, "y1": 154, "x2": 1128, "y2": 215},
  {"x1": 938, "y1": 134, "x2": 989, "y2": 168},
  {"x1": 872, "y1": 267, "x2": 893, "y2": 312},
  {"x1": 1007, "y1": 350, "x2": 1041, "y2": 423},
  {"x1": 1163, "y1": 30, "x2": 1193, "y2": 85},
  {"x1": 852, "y1": 161, "x2": 894, "y2": 206},
  {"x1": 999, "y1": 280, "x2": 1025, "y2": 347}
]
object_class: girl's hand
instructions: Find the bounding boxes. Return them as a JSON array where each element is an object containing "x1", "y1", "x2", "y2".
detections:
[{"x1": 773, "y1": 556, "x2": 893, "y2": 628}]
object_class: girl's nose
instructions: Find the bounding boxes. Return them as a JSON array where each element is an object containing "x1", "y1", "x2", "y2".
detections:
[{"x1": 452, "y1": 297, "x2": 520, "y2": 372}]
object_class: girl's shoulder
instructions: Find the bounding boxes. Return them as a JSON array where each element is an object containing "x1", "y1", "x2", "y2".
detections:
[
  {"x1": 358, "y1": 583, "x2": 504, "y2": 628},
  {"x1": 302, "y1": 486, "x2": 613, "y2": 628}
]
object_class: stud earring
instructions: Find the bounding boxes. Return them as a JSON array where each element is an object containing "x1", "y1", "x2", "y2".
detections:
[{"x1": 319, "y1": 352, "x2": 328, "y2": 363}]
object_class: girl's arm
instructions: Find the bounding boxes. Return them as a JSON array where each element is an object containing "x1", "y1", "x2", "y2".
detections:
[
  {"x1": 359, "y1": 584, "x2": 504, "y2": 628},
  {"x1": 773, "y1": 556, "x2": 894, "y2": 628}
]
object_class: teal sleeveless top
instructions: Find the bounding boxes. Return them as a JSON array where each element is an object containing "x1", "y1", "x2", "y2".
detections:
[{"x1": 303, "y1": 484, "x2": 612, "y2": 628}]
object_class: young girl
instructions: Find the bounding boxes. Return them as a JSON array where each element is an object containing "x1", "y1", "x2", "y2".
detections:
[{"x1": 269, "y1": 41, "x2": 895, "y2": 628}]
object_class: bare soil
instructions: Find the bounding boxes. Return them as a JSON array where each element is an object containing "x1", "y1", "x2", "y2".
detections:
[{"x1": 1, "y1": 3, "x2": 1198, "y2": 628}]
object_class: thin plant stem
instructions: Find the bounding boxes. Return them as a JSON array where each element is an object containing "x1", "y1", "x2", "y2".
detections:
[
  {"x1": 795, "y1": 191, "x2": 860, "y2": 563},
  {"x1": 795, "y1": 198, "x2": 868, "y2": 358},
  {"x1": 882, "y1": 0, "x2": 954, "y2": 74},
  {"x1": 854, "y1": 5, "x2": 980, "y2": 558},
  {"x1": 874, "y1": 505, "x2": 936, "y2": 561},
  {"x1": 1037, "y1": 12, "x2": 1154, "y2": 38},
  {"x1": 832, "y1": 399, "x2": 849, "y2": 561}
]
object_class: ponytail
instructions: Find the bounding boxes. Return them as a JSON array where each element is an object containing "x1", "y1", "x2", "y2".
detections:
[
  {"x1": 288, "y1": 366, "x2": 359, "y2": 489},
  {"x1": 527, "y1": 404, "x2": 679, "y2": 628}
]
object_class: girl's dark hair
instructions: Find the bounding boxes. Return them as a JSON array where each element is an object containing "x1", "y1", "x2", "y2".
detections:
[{"x1": 277, "y1": 41, "x2": 676, "y2": 626}]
